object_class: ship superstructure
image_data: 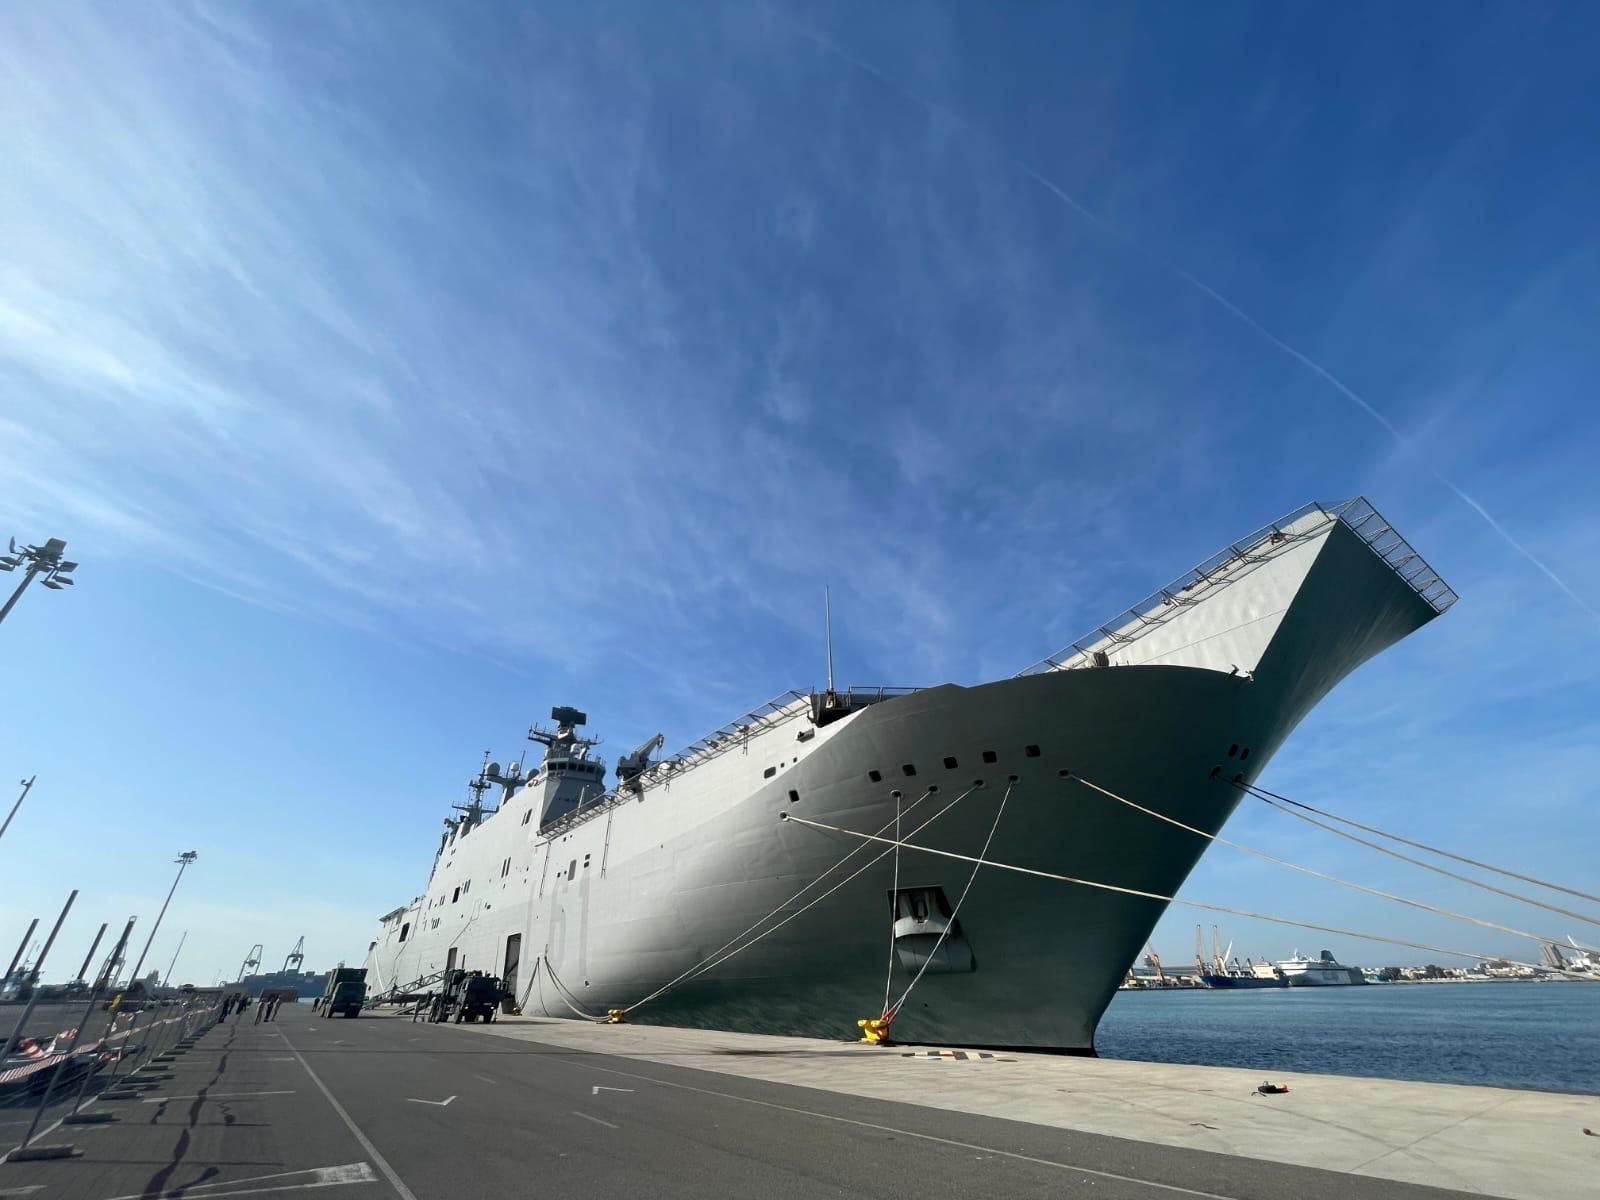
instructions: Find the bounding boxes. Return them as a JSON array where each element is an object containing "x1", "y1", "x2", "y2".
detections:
[{"x1": 365, "y1": 498, "x2": 1452, "y2": 1049}]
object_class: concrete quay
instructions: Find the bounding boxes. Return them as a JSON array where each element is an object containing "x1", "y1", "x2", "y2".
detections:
[
  {"x1": 3, "y1": 1002, "x2": 1591, "y2": 1200},
  {"x1": 459, "y1": 1014, "x2": 1597, "y2": 1200}
]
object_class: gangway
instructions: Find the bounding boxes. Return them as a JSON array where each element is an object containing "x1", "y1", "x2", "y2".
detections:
[{"x1": 367, "y1": 967, "x2": 448, "y2": 1008}]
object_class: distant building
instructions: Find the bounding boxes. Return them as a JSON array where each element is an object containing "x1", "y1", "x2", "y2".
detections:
[{"x1": 236, "y1": 969, "x2": 331, "y2": 999}]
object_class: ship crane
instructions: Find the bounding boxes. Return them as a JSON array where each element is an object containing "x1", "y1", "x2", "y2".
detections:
[
  {"x1": 616, "y1": 733, "x2": 665, "y2": 788},
  {"x1": 281, "y1": 936, "x2": 305, "y2": 975}
]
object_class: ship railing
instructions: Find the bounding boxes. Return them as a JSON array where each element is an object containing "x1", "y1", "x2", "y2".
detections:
[
  {"x1": 538, "y1": 686, "x2": 922, "y2": 838},
  {"x1": 1015, "y1": 496, "x2": 1456, "y2": 677},
  {"x1": 1325, "y1": 496, "x2": 1458, "y2": 615}
]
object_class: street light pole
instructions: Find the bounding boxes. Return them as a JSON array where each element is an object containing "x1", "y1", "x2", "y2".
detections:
[
  {"x1": 161, "y1": 930, "x2": 188, "y2": 988},
  {"x1": 0, "y1": 776, "x2": 35, "y2": 846},
  {"x1": 0, "y1": 537, "x2": 78, "y2": 627},
  {"x1": 126, "y1": 852, "x2": 198, "y2": 989}
]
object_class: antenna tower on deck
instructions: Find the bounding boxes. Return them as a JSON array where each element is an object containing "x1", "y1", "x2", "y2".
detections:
[{"x1": 825, "y1": 586, "x2": 835, "y2": 693}]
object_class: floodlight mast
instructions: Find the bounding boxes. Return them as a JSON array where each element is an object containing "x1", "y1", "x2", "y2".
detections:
[{"x1": 0, "y1": 536, "x2": 78, "y2": 627}]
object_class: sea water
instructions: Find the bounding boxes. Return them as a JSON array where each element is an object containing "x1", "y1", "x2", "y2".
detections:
[{"x1": 1096, "y1": 981, "x2": 1599, "y2": 1094}]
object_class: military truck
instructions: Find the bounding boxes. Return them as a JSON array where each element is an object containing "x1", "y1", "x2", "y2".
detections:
[
  {"x1": 320, "y1": 967, "x2": 367, "y2": 1018},
  {"x1": 429, "y1": 970, "x2": 502, "y2": 1023}
]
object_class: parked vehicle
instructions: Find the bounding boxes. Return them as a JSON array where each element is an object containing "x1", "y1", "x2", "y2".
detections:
[{"x1": 320, "y1": 967, "x2": 367, "y2": 1017}]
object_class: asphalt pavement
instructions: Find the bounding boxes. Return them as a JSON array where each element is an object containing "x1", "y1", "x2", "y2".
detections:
[{"x1": 0, "y1": 1002, "x2": 1485, "y2": 1200}]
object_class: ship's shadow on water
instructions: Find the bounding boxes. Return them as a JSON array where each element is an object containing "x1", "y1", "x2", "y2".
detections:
[{"x1": 1097, "y1": 981, "x2": 1600, "y2": 1095}]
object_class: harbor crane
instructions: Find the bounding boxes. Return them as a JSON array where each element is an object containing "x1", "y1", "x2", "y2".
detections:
[
  {"x1": 282, "y1": 936, "x2": 305, "y2": 974},
  {"x1": 236, "y1": 943, "x2": 262, "y2": 982},
  {"x1": 1144, "y1": 943, "x2": 1166, "y2": 985}
]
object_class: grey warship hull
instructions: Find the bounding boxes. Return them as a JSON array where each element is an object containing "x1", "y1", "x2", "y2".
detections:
[{"x1": 367, "y1": 500, "x2": 1452, "y2": 1050}]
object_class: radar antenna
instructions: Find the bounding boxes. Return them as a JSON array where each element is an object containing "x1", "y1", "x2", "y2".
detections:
[
  {"x1": 480, "y1": 753, "x2": 527, "y2": 803},
  {"x1": 527, "y1": 706, "x2": 601, "y2": 764},
  {"x1": 452, "y1": 752, "x2": 496, "y2": 833}
]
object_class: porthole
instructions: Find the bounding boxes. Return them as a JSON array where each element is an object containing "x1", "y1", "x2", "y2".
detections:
[
  {"x1": 1007, "y1": 774, "x2": 1020, "y2": 784},
  {"x1": 1232, "y1": 773, "x2": 1244, "y2": 784},
  {"x1": 1227, "y1": 744, "x2": 1239, "y2": 757},
  {"x1": 1239, "y1": 748, "x2": 1250, "y2": 761},
  {"x1": 763, "y1": 766, "x2": 777, "y2": 779},
  {"x1": 788, "y1": 789, "x2": 799, "y2": 803},
  {"x1": 927, "y1": 784, "x2": 940, "y2": 794},
  {"x1": 901, "y1": 763, "x2": 917, "y2": 777},
  {"x1": 1024, "y1": 745, "x2": 1040, "y2": 758},
  {"x1": 972, "y1": 779, "x2": 986, "y2": 789},
  {"x1": 981, "y1": 750, "x2": 998, "y2": 764},
  {"x1": 943, "y1": 756, "x2": 959, "y2": 769},
  {"x1": 1209, "y1": 766, "x2": 1222, "y2": 779},
  {"x1": 868, "y1": 770, "x2": 883, "y2": 783}
]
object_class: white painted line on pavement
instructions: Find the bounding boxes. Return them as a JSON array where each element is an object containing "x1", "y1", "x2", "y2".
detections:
[
  {"x1": 142, "y1": 1091, "x2": 297, "y2": 1103},
  {"x1": 0, "y1": 1186, "x2": 48, "y2": 1196},
  {"x1": 591, "y1": 1086, "x2": 633, "y2": 1096},
  {"x1": 472, "y1": 1075, "x2": 496, "y2": 1085},
  {"x1": 570, "y1": 1111, "x2": 618, "y2": 1130},
  {"x1": 279, "y1": 1037, "x2": 419, "y2": 1200},
  {"x1": 404, "y1": 1096, "x2": 454, "y2": 1107},
  {"x1": 91, "y1": 1162, "x2": 377, "y2": 1200},
  {"x1": 570, "y1": 1059, "x2": 1250, "y2": 1200}
]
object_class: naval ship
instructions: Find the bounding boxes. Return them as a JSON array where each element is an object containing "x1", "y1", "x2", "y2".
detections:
[{"x1": 365, "y1": 498, "x2": 1454, "y2": 1051}]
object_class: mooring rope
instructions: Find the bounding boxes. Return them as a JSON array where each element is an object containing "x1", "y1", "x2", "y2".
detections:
[
  {"x1": 541, "y1": 953, "x2": 609, "y2": 1022},
  {"x1": 1236, "y1": 782, "x2": 1600, "y2": 927},
  {"x1": 882, "y1": 788, "x2": 903, "y2": 1016},
  {"x1": 778, "y1": 812, "x2": 1598, "y2": 981},
  {"x1": 884, "y1": 781, "x2": 1014, "y2": 1021},
  {"x1": 1070, "y1": 775, "x2": 1581, "y2": 944},
  {"x1": 515, "y1": 956, "x2": 543, "y2": 1013},
  {"x1": 619, "y1": 783, "x2": 983, "y2": 1015}
]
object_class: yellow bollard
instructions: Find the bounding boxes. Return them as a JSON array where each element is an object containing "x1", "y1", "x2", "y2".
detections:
[
  {"x1": 857, "y1": 1016, "x2": 893, "y2": 1044},
  {"x1": 606, "y1": 1008, "x2": 627, "y2": 1024}
]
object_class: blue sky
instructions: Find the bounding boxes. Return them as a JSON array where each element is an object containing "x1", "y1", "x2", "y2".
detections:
[{"x1": 2, "y1": 1, "x2": 1598, "y2": 990}]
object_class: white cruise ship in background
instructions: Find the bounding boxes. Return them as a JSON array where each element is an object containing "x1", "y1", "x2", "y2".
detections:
[
  {"x1": 364, "y1": 498, "x2": 1451, "y2": 1050},
  {"x1": 1278, "y1": 950, "x2": 1367, "y2": 986}
]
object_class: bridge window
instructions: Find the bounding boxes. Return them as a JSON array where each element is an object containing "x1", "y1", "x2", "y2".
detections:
[
  {"x1": 399, "y1": 923, "x2": 410, "y2": 942},
  {"x1": 568, "y1": 859, "x2": 577, "y2": 880},
  {"x1": 452, "y1": 886, "x2": 460, "y2": 903}
]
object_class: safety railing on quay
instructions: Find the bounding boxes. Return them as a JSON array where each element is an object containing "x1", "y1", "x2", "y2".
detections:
[{"x1": 3, "y1": 984, "x2": 225, "y2": 1161}]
